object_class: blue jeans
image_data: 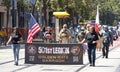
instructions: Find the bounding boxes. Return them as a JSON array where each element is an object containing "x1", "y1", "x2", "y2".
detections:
[
  {"x1": 87, "y1": 45, "x2": 96, "y2": 65},
  {"x1": 11, "y1": 44, "x2": 20, "y2": 63}
]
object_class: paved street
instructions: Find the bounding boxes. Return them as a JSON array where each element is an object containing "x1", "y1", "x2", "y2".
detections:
[{"x1": 0, "y1": 38, "x2": 120, "y2": 72}]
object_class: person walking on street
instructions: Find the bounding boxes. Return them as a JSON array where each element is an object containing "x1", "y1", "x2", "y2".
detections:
[
  {"x1": 77, "y1": 27, "x2": 87, "y2": 53},
  {"x1": 78, "y1": 27, "x2": 86, "y2": 43},
  {"x1": 6, "y1": 27, "x2": 23, "y2": 66},
  {"x1": 44, "y1": 26, "x2": 53, "y2": 43},
  {"x1": 102, "y1": 26, "x2": 113, "y2": 58},
  {"x1": 70, "y1": 26, "x2": 78, "y2": 43},
  {"x1": 81, "y1": 26, "x2": 99, "y2": 66},
  {"x1": 59, "y1": 24, "x2": 71, "y2": 44}
]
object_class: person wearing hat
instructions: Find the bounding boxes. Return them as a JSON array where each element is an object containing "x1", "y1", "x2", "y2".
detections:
[
  {"x1": 102, "y1": 25, "x2": 113, "y2": 58},
  {"x1": 44, "y1": 26, "x2": 53, "y2": 43},
  {"x1": 6, "y1": 27, "x2": 23, "y2": 65},
  {"x1": 59, "y1": 24, "x2": 71, "y2": 43}
]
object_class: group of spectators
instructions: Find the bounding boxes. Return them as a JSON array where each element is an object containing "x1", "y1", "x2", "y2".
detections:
[{"x1": 1, "y1": 24, "x2": 119, "y2": 66}]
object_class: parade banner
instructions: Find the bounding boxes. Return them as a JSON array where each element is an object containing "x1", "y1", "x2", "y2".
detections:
[{"x1": 25, "y1": 43, "x2": 83, "y2": 64}]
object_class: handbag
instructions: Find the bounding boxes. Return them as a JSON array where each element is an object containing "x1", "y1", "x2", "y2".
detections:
[{"x1": 82, "y1": 43, "x2": 88, "y2": 51}]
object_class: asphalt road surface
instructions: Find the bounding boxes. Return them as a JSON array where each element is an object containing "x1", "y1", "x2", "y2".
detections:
[{"x1": 0, "y1": 38, "x2": 120, "y2": 72}]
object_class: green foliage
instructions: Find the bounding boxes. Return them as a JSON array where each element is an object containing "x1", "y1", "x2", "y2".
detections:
[
  {"x1": 49, "y1": 0, "x2": 120, "y2": 25},
  {"x1": 2, "y1": 0, "x2": 120, "y2": 25},
  {"x1": 2, "y1": 0, "x2": 11, "y2": 9},
  {"x1": 99, "y1": 0, "x2": 120, "y2": 25}
]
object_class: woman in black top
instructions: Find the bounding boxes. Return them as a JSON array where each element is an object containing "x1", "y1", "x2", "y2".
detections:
[
  {"x1": 81, "y1": 26, "x2": 99, "y2": 66},
  {"x1": 7, "y1": 27, "x2": 23, "y2": 66}
]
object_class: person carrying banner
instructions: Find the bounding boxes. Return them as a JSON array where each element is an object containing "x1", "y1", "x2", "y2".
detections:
[
  {"x1": 80, "y1": 26, "x2": 99, "y2": 66},
  {"x1": 6, "y1": 27, "x2": 23, "y2": 66},
  {"x1": 78, "y1": 27, "x2": 86, "y2": 43},
  {"x1": 77, "y1": 27, "x2": 87, "y2": 54}
]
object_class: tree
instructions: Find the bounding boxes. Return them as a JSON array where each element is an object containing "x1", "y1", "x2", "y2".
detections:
[
  {"x1": 17, "y1": 0, "x2": 30, "y2": 27},
  {"x1": 99, "y1": 0, "x2": 120, "y2": 25},
  {"x1": 49, "y1": 0, "x2": 120, "y2": 25}
]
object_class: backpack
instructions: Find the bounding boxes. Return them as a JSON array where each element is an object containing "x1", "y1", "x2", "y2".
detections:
[{"x1": 102, "y1": 31, "x2": 111, "y2": 43}]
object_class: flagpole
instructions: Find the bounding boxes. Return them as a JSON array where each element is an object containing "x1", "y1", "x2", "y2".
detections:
[
  {"x1": 95, "y1": 5, "x2": 99, "y2": 24},
  {"x1": 32, "y1": 0, "x2": 37, "y2": 15},
  {"x1": 26, "y1": 0, "x2": 37, "y2": 43},
  {"x1": 30, "y1": 13, "x2": 37, "y2": 22},
  {"x1": 27, "y1": 13, "x2": 41, "y2": 43},
  {"x1": 95, "y1": 5, "x2": 100, "y2": 33}
]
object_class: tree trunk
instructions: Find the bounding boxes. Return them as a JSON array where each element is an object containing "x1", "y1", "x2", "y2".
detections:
[
  {"x1": 43, "y1": 0, "x2": 47, "y2": 26},
  {"x1": 42, "y1": 0, "x2": 50, "y2": 26}
]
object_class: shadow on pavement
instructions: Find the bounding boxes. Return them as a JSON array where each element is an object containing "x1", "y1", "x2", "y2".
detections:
[
  {"x1": 95, "y1": 65, "x2": 114, "y2": 67},
  {"x1": 11, "y1": 64, "x2": 37, "y2": 72},
  {"x1": 0, "y1": 58, "x2": 24, "y2": 65},
  {"x1": 42, "y1": 69, "x2": 63, "y2": 71},
  {"x1": 107, "y1": 58, "x2": 120, "y2": 59}
]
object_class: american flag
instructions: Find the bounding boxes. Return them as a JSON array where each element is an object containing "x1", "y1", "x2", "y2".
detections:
[{"x1": 27, "y1": 14, "x2": 41, "y2": 43}]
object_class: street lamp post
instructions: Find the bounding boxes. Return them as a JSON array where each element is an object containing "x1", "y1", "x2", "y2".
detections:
[{"x1": 53, "y1": 12, "x2": 70, "y2": 42}]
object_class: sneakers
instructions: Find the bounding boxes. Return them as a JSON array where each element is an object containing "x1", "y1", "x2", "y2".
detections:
[
  {"x1": 102, "y1": 56, "x2": 105, "y2": 58},
  {"x1": 89, "y1": 63, "x2": 95, "y2": 67},
  {"x1": 90, "y1": 64, "x2": 93, "y2": 66},
  {"x1": 102, "y1": 56, "x2": 108, "y2": 58},
  {"x1": 106, "y1": 56, "x2": 108, "y2": 58},
  {"x1": 14, "y1": 62, "x2": 18, "y2": 66},
  {"x1": 93, "y1": 63, "x2": 95, "y2": 67}
]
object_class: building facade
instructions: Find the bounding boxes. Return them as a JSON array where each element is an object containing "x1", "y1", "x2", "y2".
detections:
[
  {"x1": 0, "y1": 5, "x2": 6, "y2": 29},
  {"x1": 0, "y1": 0, "x2": 13, "y2": 29}
]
